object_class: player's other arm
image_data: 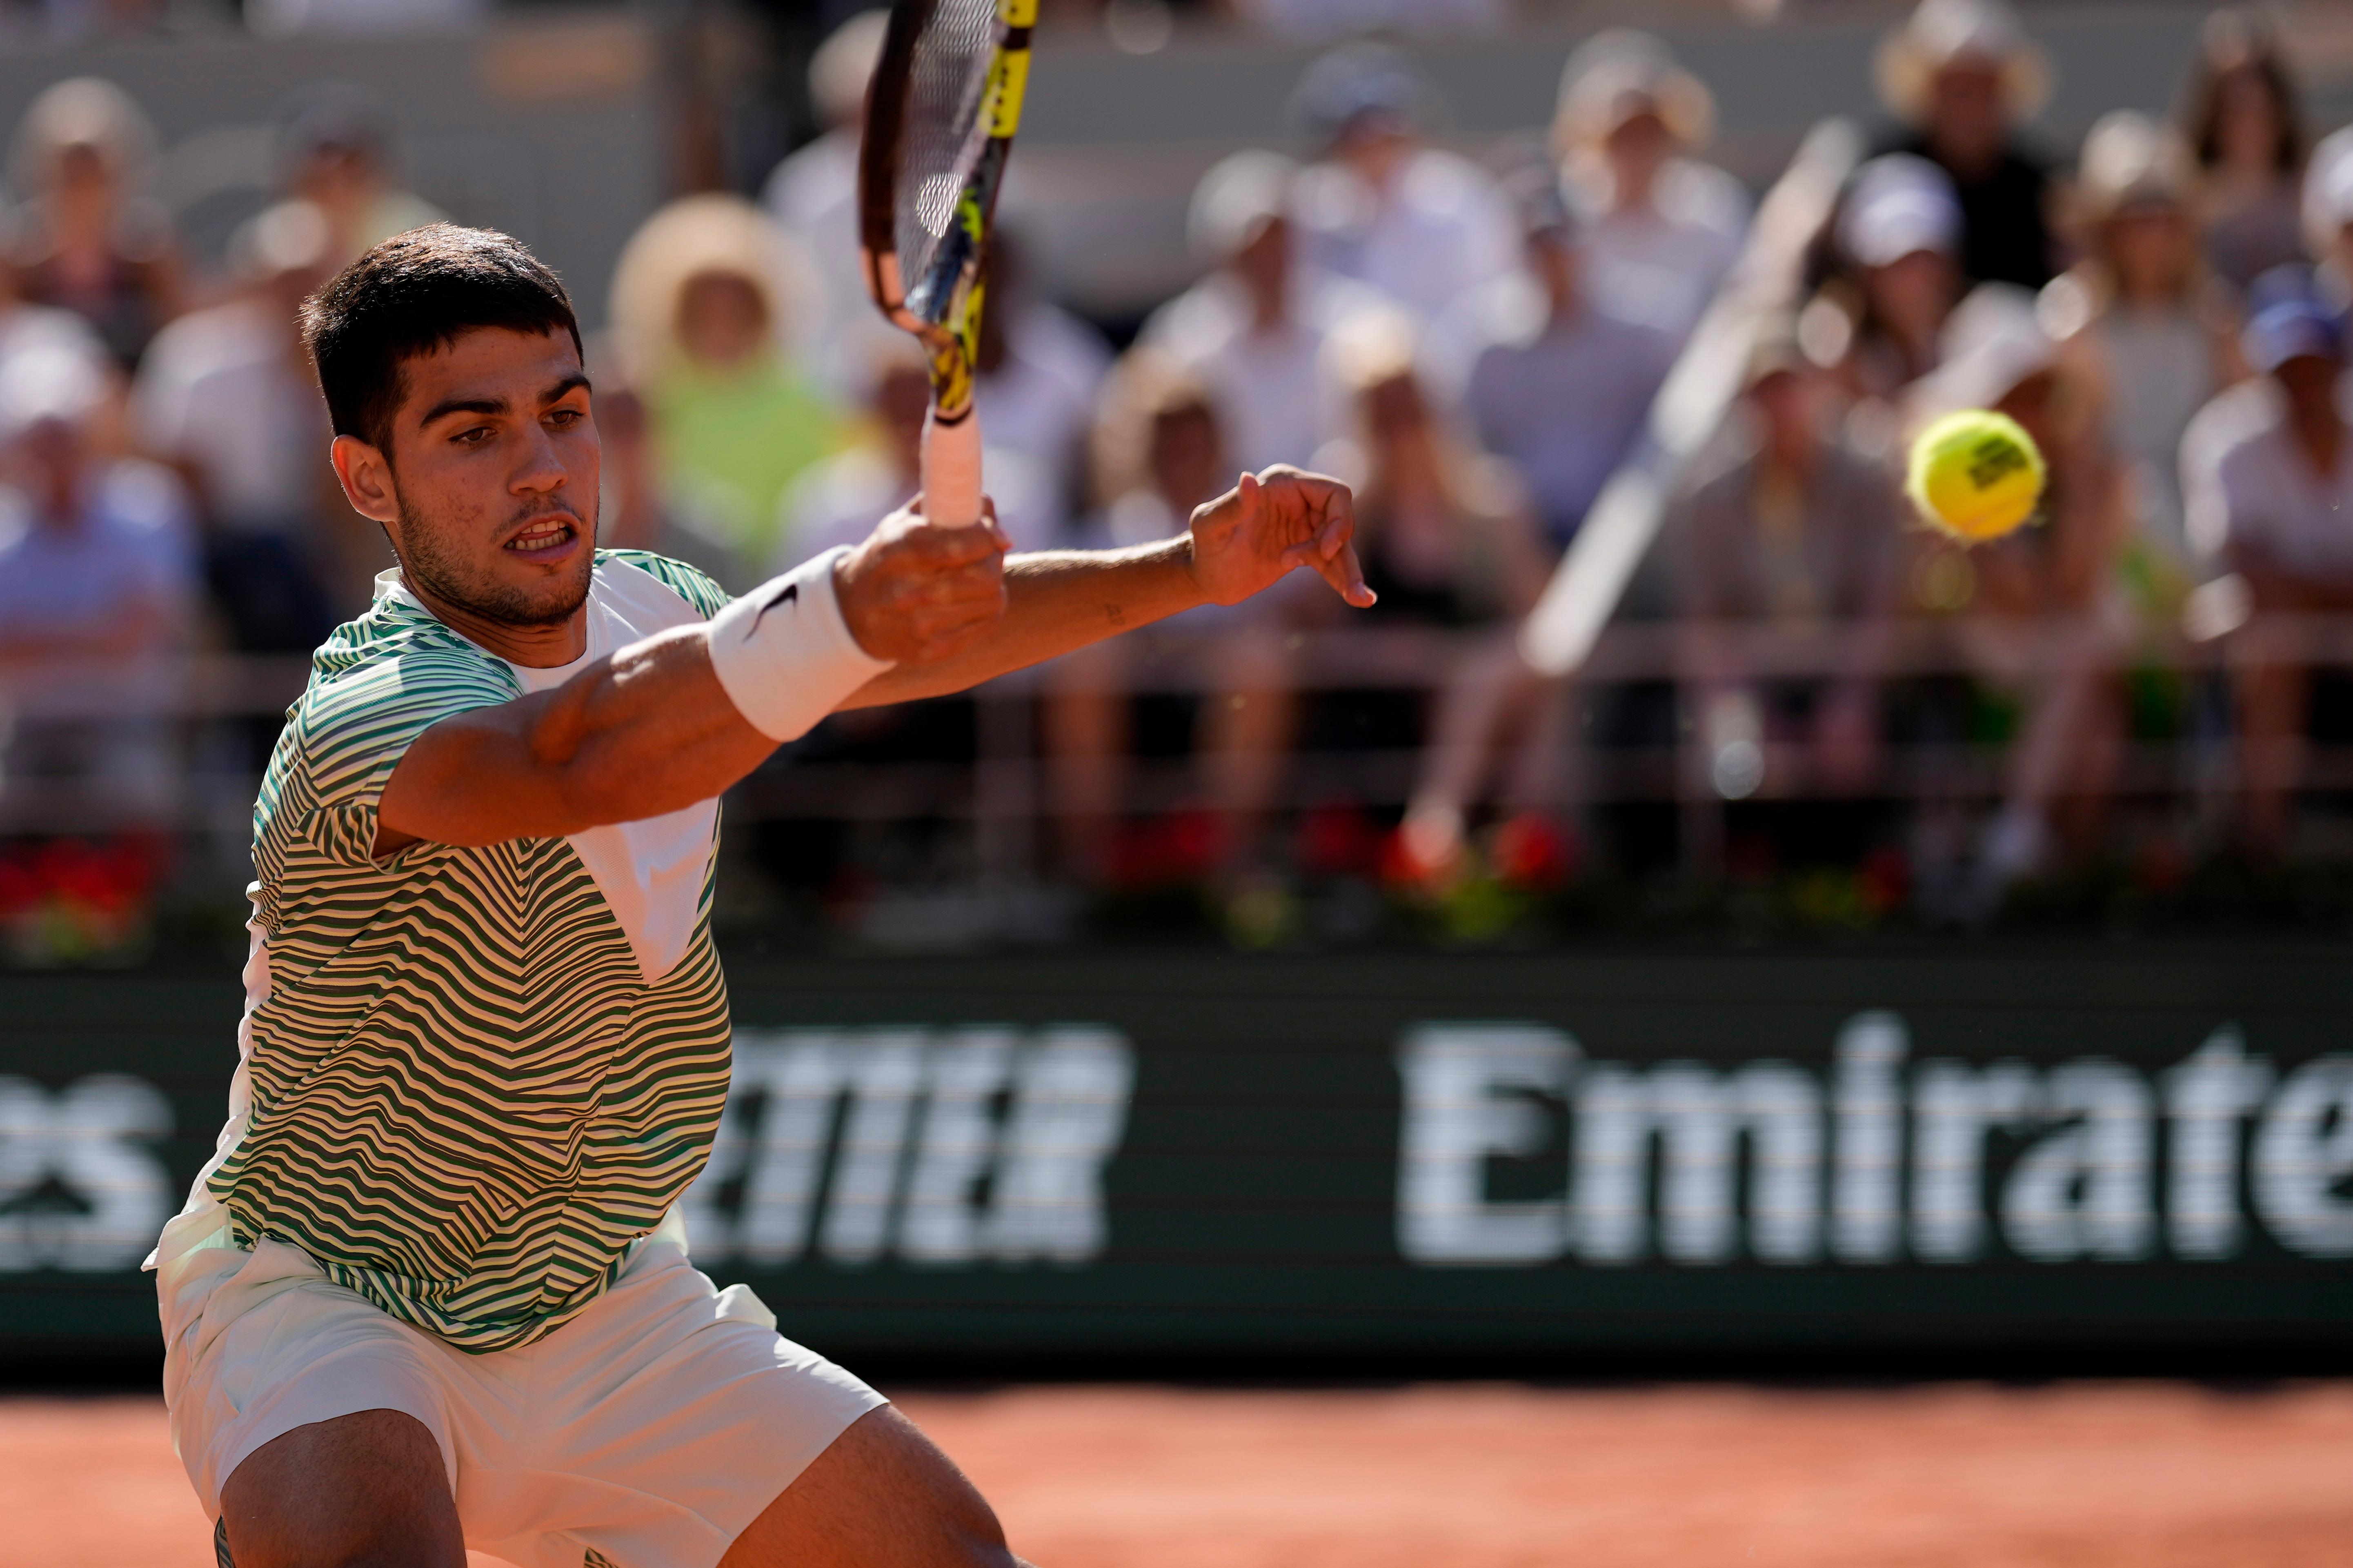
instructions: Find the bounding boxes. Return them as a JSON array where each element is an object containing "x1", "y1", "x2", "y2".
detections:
[
  {"x1": 373, "y1": 517, "x2": 1010, "y2": 854},
  {"x1": 841, "y1": 466, "x2": 1372, "y2": 709}
]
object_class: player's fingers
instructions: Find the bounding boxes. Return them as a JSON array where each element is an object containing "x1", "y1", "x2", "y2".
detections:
[
  {"x1": 1317, "y1": 535, "x2": 1375, "y2": 608},
  {"x1": 1313, "y1": 484, "x2": 1357, "y2": 560}
]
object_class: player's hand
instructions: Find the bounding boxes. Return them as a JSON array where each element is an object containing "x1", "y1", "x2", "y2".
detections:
[
  {"x1": 836, "y1": 497, "x2": 1012, "y2": 664},
  {"x1": 1185, "y1": 466, "x2": 1375, "y2": 610}
]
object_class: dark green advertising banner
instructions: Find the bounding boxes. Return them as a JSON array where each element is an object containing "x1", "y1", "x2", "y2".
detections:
[{"x1": 4, "y1": 948, "x2": 2352, "y2": 1364}]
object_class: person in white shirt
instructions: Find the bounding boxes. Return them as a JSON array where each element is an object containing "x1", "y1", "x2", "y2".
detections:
[
  {"x1": 2182, "y1": 298, "x2": 2353, "y2": 854},
  {"x1": 762, "y1": 10, "x2": 892, "y2": 397},
  {"x1": 1048, "y1": 351, "x2": 1299, "y2": 888},
  {"x1": 133, "y1": 200, "x2": 345, "y2": 650},
  {"x1": 1140, "y1": 150, "x2": 1380, "y2": 478},
  {"x1": 1830, "y1": 152, "x2": 1965, "y2": 401},
  {"x1": 1431, "y1": 171, "x2": 1677, "y2": 551},
  {"x1": 1285, "y1": 43, "x2": 1517, "y2": 324},
  {"x1": 776, "y1": 349, "x2": 1054, "y2": 574},
  {"x1": 971, "y1": 229, "x2": 1110, "y2": 525},
  {"x1": 0, "y1": 341, "x2": 197, "y2": 824},
  {"x1": 1553, "y1": 31, "x2": 1750, "y2": 344}
]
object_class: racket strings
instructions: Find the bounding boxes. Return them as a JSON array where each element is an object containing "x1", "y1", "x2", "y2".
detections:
[{"x1": 895, "y1": 0, "x2": 999, "y2": 322}]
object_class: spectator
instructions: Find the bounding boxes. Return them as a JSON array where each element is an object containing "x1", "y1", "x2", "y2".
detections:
[
  {"x1": 1553, "y1": 30, "x2": 1750, "y2": 344},
  {"x1": 1432, "y1": 171, "x2": 1675, "y2": 551},
  {"x1": 1048, "y1": 351, "x2": 1295, "y2": 883},
  {"x1": 775, "y1": 345, "x2": 1054, "y2": 573},
  {"x1": 2182, "y1": 9, "x2": 2309, "y2": 295},
  {"x1": 1908, "y1": 284, "x2": 2130, "y2": 905},
  {"x1": 277, "y1": 82, "x2": 443, "y2": 267},
  {"x1": 2044, "y1": 112, "x2": 2244, "y2": 586},
  {"x1": 762, "y1": 9, "x2": 892, "y2": 395},
  {"x1": 1873, "y1": 0, "x2": 2057, "y2": 289},
  {"x1": 1829, "y1": 153, "x2": 1965, "y2": 401},
  {"x1": 1234, "y1": 0, "x2": 1503, "y2": 44},
  {"x1": 2181, "y1": 299, "x2": 2353, "y2": 856},
  {"x1": 609, "y1": 194, "x2": 845, "y2": 591},
  {"x1": 1286, "y1": 42, "x2": 1517, "y2": 322},
  {"x1": 5, "y1": 78, "x2": 178, "y2": 370},
  {"x1": 133, "y1": 200, "x2": 345, "y2": 651},
  {"x1": 2302, "y1": 129, "x2": 2353, "y2": 325},
  {"x1": 1674, "y1": 316, "x2": 1903, "y2": 808},
  {"x1": 971, "y1": 229, "x2": 1110, "y2": 529},
  {"x1": 0, "y1": 249, "x2": 106, "y2": 386},
  {"x1": 1311, "y1": 313, "x2": 1552, "y2": 887},
  {"x1": 0, "y1": 344, "x2": 197, "y2": 823},
  {"x1": 1141, "y1": 151, "x2": 1378, "y2": 477}
]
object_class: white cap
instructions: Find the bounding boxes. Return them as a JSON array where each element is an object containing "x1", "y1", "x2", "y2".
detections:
[
  {"x1": 1188, "y1": 150, "x2": 1298, "y2": 262},
  {"x1": 1908, "y1": 282, "x2": 2055, "y2": 426},
  {"x1": 2302, "y1": 126, "x2": 2353, "y2": 258},
  {"x1": 0, "y1": 343, "x2": 105, "y2": 443},
  {"x1": 1839, "y1": 153, "x2": 1962, "y2": 269}
]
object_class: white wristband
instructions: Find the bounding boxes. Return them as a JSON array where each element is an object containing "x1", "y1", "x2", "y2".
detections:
[{"x1": 707, "y1": 546, "x2": 894, "y2": 742}]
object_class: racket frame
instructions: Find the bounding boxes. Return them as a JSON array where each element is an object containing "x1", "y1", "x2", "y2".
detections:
[{"x1": 859, "y1": 0, "x2": 1036, "y2": 526}]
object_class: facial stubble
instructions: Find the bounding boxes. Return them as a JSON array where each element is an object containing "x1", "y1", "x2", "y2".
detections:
[{"x1": 393, "y1": 490, "x2": 594, "y2": 629}]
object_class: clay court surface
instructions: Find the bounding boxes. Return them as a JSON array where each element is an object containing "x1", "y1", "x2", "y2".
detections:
[{"x1": 9, "y1": 1381, "x2": 2352, "y2": 1567}]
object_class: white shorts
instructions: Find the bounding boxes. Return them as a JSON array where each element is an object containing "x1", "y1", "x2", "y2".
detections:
[{"x1": 159, "y1": 1214, "x2": 887, "y2": 1568}]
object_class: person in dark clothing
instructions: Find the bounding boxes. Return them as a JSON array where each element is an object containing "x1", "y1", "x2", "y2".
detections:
[{"x1": 1872, "y1": 0, "x2": 2057, "y2": 290}]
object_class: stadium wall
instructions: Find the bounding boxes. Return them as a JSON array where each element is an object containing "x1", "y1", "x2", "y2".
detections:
[{"x1": 3, "y1": 946, "x2": 2350, "y2": 1370}]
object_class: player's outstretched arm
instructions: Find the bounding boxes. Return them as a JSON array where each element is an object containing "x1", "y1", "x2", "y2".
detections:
[
  {"x1": 842, "y1": 466, "x2": 1372, "y2": 710},
  {"x1": 373, "y1": 514, "x2": 1010, "y2": 854}
]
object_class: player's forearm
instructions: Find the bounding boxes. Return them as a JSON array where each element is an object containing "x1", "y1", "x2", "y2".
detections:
[{"x1": 839, "y1": 539, "x2": 1204, "y2": 708}]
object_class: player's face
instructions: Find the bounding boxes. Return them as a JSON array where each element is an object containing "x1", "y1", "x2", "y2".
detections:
[{"x1": 369, "y1": 326, "x2": 599, "y2": 629}]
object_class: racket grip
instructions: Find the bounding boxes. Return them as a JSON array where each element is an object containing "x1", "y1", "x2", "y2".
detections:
[{"x1": 921, "y1": 406, "x2": 983, "y2": 529}]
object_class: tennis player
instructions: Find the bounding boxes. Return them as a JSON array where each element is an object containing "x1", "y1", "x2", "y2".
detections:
[{"x1": 149, "y1": 224, "x2": 1370, "y2": 1568}]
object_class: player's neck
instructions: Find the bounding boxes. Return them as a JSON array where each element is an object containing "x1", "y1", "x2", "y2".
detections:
[{"x1": 404, "y1": 571, "x2": 590, "y2": 667}]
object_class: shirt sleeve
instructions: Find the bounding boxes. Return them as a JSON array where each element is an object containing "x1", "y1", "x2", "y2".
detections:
[{"x1": 290, "y1": 643, "x2": 521, "y2": 866}]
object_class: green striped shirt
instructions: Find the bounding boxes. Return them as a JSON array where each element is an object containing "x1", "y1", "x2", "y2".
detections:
[{"x1": 208, "y1": 551, "x2": 738, "y2": 1352}]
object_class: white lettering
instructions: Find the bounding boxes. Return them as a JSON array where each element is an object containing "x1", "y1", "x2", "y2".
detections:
[
  {"x1": 2002, "y1": 1059, "x2": 2155, "y2": 1262},
  {"x1": 988, "y1": 1027, "x2": 1136, "y2": 1264},
  {"x1": 2253, "y1": 1055, "x2": 2353, "y2": 1257},
  {"x1": 0, "y1": 1074, "x2": 173, "y2": 1272},
  {"x1": 2164, "y1": 1027, "x2": 2272, "y2": 1259},
  {"x1": 684, "y1": 1026, "x2": 1136, "y2": 1268},
  {"x1": 1394, "y1": 1024, "x2": 1574, "y2": 1264},
  {"x1": 1911, "y1": 1059, "x2": 2035, "y2": 1262},
  {"x1": 899, "y1": 1029, "x2": 1019, "y2": 1265},
  {"x1": 1831, "y1": 1011, "x2": 1906, "y2": 1264}
]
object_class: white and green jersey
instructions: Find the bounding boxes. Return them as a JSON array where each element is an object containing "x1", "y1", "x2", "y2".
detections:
[{"x1": 171, "y1": 551, "x2": 740, "y2": 1353}]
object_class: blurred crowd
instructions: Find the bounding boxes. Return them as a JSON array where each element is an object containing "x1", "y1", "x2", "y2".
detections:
[{"x1": 12, "y1": 0, "x2": 2353, "y2": 949}]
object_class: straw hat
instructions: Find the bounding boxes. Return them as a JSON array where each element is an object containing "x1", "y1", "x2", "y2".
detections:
[
  {"x1": 810, "y1": 11, "x2": 889, "y2": 132},
  {"x1": 2075, "y1": 111, "x2": 2195, "y2": 223},
  {"x1": 608, "y1": 194, "x2": 819, "y2": 381},
  {"x1": 1553, "y1": 30, "x2": 1715, "y2": 157},
  {"x1": 1874, "y1": 0, "x2": 2052, "y2": 128},
  {"x1": 9, "y1": 77, "x2": 156, "y2": 196}
]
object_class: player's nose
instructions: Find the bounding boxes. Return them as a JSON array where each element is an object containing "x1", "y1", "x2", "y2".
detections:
[{"x1": 508, "y1": 420, "x2": 578, "y2": 497}]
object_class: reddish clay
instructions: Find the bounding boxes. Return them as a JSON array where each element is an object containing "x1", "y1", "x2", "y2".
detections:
[{"x1": 8, "y1": 1383, "x2": 2351, "y2": 1568}]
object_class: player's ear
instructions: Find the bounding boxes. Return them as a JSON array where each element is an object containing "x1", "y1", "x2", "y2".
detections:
[{"x1": 331, "y1": 433, "x2": 400, "y2": 527}]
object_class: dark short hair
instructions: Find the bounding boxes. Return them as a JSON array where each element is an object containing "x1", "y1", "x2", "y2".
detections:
[{"x1": 301, "y1": 223, "x2": 581, "y2": 452}]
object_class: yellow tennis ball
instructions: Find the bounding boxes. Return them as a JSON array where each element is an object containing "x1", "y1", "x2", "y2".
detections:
[{"x1": 1905, "y1": 409, "x2": 2047, "y2": 542}]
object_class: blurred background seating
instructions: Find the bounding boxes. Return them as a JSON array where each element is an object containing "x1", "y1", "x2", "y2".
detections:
[{"x1": 9, "y1": 0, "x2": 2353, "y2": 957}]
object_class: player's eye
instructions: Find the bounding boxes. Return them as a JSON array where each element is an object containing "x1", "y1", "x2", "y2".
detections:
[
  {"x1": 547, "y1": 408, "x2": 584, "y2": 430},
  {"x1": 451, "y1": 424, "x2": 494, "y2": 447}
]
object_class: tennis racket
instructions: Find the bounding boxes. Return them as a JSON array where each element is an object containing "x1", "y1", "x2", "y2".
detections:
[{"x1": 858, "y1": 0, "x2": 1035, "y2": 530}]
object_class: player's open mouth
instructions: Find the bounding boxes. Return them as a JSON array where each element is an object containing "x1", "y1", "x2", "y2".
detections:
[{"x1": 503, "y1": 517, "x2": 581, "y2": 558}]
